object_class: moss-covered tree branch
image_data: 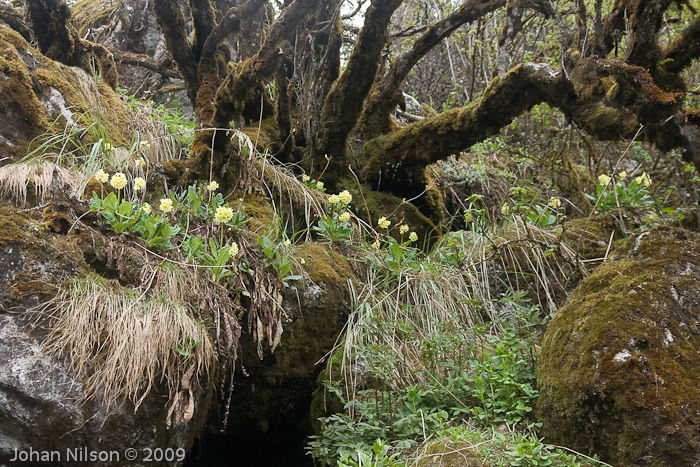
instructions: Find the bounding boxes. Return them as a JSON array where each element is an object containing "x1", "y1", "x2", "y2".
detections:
[
  {"x1": 189, "y1": 0, "x2": 217, "y2": 61},
  {"x1": 153, "y1": 0, "x2": 200, "y2": 104},
  {"x1": 212, "y1": 0, "x2": 321, "y2": 127},
  {"x1": 0, "y1": 3, "x2": 33, "y2": 43},
  {"x1": 25, "y1": 0, "x2": 117, "y2": 88},
  {"x1": 662, "y1": 13, "x2": 700, "y2": 73},
  {"x1": 312, "y1": 0, "x2": 404, "y2": 177},
  {"x1": 357, "y1": 0, "x2": 507, "y2": 138},
  {"x1": 361, "y1": 63, "x2": 571, "y2": 194}
]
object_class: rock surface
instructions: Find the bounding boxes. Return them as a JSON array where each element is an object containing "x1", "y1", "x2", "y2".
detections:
[
  {"x1": 537, "y1": 226, "x2": 700, "y2": 466},
  {"x1": 0, "y1": 207, "x2": 210, "y2": 466}
]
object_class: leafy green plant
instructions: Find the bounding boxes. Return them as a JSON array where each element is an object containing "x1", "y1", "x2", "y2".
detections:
[
  {"x1": 256, "y1": 234, "x2": 302, "y2": 286},
  {"x1": 524, "y1": 203, "x2": 560, "y2": 228},
  {"x1": 90, "y1": 192, "x2": 143, "y2": 234},
  {"x1": 182, "y1": 235, "x2": 206, "y2": 262},
  {"x1": 338, "y1": 439, "x2": 406, "y2": 467},
  {"x1": 203, "y1": 238, "x2": 235, "y2": 283},
  {"x1": 308, "y1": 291, "x2": 542, "y2": 466},
  {"x1": 313, "y1": 213, "x2": 353, "y2": 243},
  {"x1": 175, "y1": 335, "x2": 203, "y2": 357},
  {"x1": 138, "y1": 214, "x2": 180, "y2": 250},
  {"x1": 586, "y1": 173, "x2": 654, "y2": 212}
]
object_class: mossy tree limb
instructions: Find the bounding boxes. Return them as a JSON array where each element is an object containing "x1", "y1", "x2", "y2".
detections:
[
  {"x1": 0, "y1": 3, "x2": 33, "y2": 43},
  {"x1": 361, "y1": 54, "x2": 697, "y2": 197},
  {"x1": 24, "y1": 0, "x2": 118, "y2": 88},
  {"x1": 212, "y1": 0, "x2": 322, "y2": 128},
  {"x1": 311, "y1": 0, "x2": 403, "y2": 177},
  {"x1": 153, "y1": 0, "x2": 200, "y2": 104},
  {"x1": 189, "y1": 0, "x2": 217, "y2": 61},
  {"x1": 625, "y1": 0, "x2": 674, "y2": 71},
  {"x1": 361, "y1": 63, "x2": 571, "y2": 194},
  {"x1": 356, "y1": 0, "x2": 507, "y2": 139},
  {"x1": 662, "y1": 13, "x2": 700, "y2": 74}
]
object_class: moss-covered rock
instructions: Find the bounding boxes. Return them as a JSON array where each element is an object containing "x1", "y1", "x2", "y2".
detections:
[
  {"x1": 416, "y1": 439, "x2": 487, "y2": 467},
  {"x1": 536, "y1": 226, "x2": 700, "y2": 466},
  {"x1": 0, "y1": 207, "x2": 210, "y2": 466},
  {"x1": 0, "y1": 25, "x2": 131, "y2": 161},
  {"x1": 221, "y1": 243, "x2": 356, "y2": 442}
]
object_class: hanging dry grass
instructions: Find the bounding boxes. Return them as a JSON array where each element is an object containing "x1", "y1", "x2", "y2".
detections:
[
  {"x1": 37, "y1": 275, "x2": 215, "y2": 412},
  {"x1": 0, "y1": 160, "x2": 81, "y2": 205}
]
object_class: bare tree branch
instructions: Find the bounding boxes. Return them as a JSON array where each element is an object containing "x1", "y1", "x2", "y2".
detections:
[{"x1": 116, "y1": 52, "x2": 180, "y2": 80}]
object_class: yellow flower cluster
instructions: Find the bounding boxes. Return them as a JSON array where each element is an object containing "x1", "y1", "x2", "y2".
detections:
[
  {"x1": 316, "y1": 181, "x2": 324, "y2": 190},
  {"x1": 338, "y1": 190, "x2": 352, "y2": 204},
  {"x1": 618, "y1": 171, "x2": 627, "y2": 180},
  {"x1": 133, "y1": 177, "x2": 146, "y2": 191},
  {"x1": 142, "y1": 203, "x2": 152, "y2": 214},
  {"x1": 372, "y1": 240, "x2": 380, "y2": 249},
  {"x1": 230, "y1": 242, "x2": 239, "y2": 257},
  {"x1": 338, "y1": 212, "x2": 350, "y2": 222},
  {"x1": 208, "y1": 180, "x2": 219, "y2": 191},
  {"x1": 399, "y1": 224, "x2": 409, "y2": 235},
  {"x1": 329, "y1": 194, "x2": 340, "y2": 204},
  {"x1": 160, "y1": 198, "x2": 173, "y2": 213},
  {"x1": 214, "y1": 206, "x2": 234, "y2": 224},
  {"x1": 110, "y1": 173, "x2": 127, "y2": 190},
  {"x1": 95, "y1": 169, "x2": 109, "y2": 184},
  {"x1": 139, "y1": 140, "x2": 150, "y2": 150},
  {"x1": 409, "y1": 232, "x2": 418, "y2": 243},
  {"x1": 378, "y1": 217, "x2": 390, "y2": 229},
  {"x1": 104, "y1": 142, "x2": 114, "y2": 151},
  {"x1": 134, "y1": 158, "x2": 145, "y2": 168},
  {"x1": 501, "y1": 204, "x2": 510, "y2": 215},
  {"x1": 283, "y1": 239, "x2": 291, "y2": 248},
  {"x1": 598, "y1": 174, "x2": 611, "y2": 186},
  {"x1": 635, "y1": 172, "x2": 652, "y2": 187},
  {"x1": 548, "y1": 197, "x2": 561, "y2": 209},
  {"x1": 302, "y1": 174, "x2": 310, "y2": 183}
]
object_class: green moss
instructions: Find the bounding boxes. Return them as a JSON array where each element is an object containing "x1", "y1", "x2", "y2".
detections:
[
  {"x1": 537, "y1": 226, "x2": 700, "y2": 466},
  {"x1": 70, "y1": 0, "x2": 119, "y2": 37},
  {"x1": 417, "y1": 439, "x2": 485, "y2": 467},
  {"x1": 360, "y1": 188, "x2": 438, "y2": 245},
  {"x1": 0, "y1": 26, "x2": 132, "y2": 160}
]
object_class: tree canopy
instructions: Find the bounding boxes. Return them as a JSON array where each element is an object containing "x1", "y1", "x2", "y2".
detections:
[{"x1": 3, "y1": 0, "x2": 699, "y2": 212}]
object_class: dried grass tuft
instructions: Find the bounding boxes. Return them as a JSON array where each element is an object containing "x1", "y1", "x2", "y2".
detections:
[
  {"x1": 38, "y1": 275, "x2": 215, "y2": 411},
  {"x1": 0, "y1": 161, "x2": 81, "y2": 205}
]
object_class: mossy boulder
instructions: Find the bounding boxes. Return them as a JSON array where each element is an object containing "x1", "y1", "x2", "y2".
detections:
[
  {"x1": 537, "y1": 226, "x2": 700, "y2": 466},
  {"x1": 219, "y1": 243, "x2": 356, "y2": 444},
  {"x1": 415, "y1": 439, "x2": 487, "y2": 467},
  {"x1": 0, "y1": 25, "x2": 131, "y2": 161},
  {"x1": 0, "y1": 208, "x2": 210, "y2": 466}
]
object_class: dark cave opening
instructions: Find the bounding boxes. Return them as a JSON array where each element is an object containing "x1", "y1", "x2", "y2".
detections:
[{"x1": 184, "y1": 399, "x2": 314, "y2": 467}]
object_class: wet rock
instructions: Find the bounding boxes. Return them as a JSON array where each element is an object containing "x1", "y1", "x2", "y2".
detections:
[
  {"x1": 0, "y1": 315, "x2": 210, "y2": 467},
  {"x1": 537, "y1": 226, "x2": 700, "y2": 466}
]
